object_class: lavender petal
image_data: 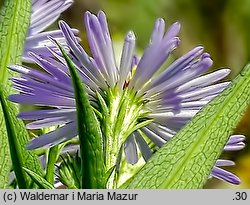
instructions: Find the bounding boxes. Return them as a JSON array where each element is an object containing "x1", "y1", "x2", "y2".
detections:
[
  {"x1": 145, "y1": 53, "x2": 213, "y2": 97},
  {"x1": 134, "y1": 132, "x2": 153, "y2": 161},
  {"x1": 142, "y1": 46, "x2": 204, "y2": 93},
  {"x1": 141, "y1": 127, "x2": 166, "y2": 147},
  {"x1": 124, "y1": 134, "x2": 138, "y2": 165},
  {"x1": 84, "y1": 11, "x2": 118, "y2": 86},
  {"x1": 215, "y1": 159, "x2": 235, "y2": 167},
  {"x1": 26, "y1": 122, "x2": 77, "y2": 149},
  {"x1": 59, "y1": 21, "x2": 106, "y2": 88},
  {"x1": 18, "y1": 109, "x2": 75, "y2": 120},
  {"x1": 9, "y1": 93, "x2": 75, "y2": 108},
  {"x1": 211, "y1": 166, "x2": 240, "y2": 185},
  {"x1": 224, "y1": 135, "x2": 245, "y2": 151},
  {"x1": 26, "y1": 115, "x2": 75, "y2": 129},
  {"x1": 30, "y1": 0, "x2": 73, "y2": 34},
  {"x1": 118, "y1": 31, "x2": 136, "y2": 88}
]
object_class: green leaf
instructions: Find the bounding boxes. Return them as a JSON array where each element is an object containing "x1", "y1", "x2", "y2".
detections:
[
  {"x1": 0, "y1": 0, "x2": 44, "y2": 188},
  {"x1": 127, "y1": 63, "x2": 250, "y2": 188},
  {"x1": 0, "y1": 87, "x2": 44, "y2": 187},
  {"x1": 55, "y1": 40, "x2": 105, "y2": 188},
  {"x1": 23, "y1": 167, "x2": 54, "y2": 189},
  {"x1": 45, "y1": 142, "x2": 68, "y2": 185},
  {"x1": 96, "y1": 90, "x2": 109, "y2": 118},
  {"x1": 0, "y1": 0, "x2": 30, "y2": 83},
  {"x1": 0, "y1": 87, "x2": 28, "y2": 188},
  {"x1": 45, "y1": 145, "x2": 61, "y2": 184}
]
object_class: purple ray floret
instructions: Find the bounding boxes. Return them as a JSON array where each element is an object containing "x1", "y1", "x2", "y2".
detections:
[{"x1": 23, "y1": 0, "x2": 78, "y2": 63}]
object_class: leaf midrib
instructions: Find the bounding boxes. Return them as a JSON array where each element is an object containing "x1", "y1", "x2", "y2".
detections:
[{"x1": 0, "y1": 0, "x2": 21, "y2": 82}]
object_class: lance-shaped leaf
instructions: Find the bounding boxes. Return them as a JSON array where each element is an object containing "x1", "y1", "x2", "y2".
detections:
[
  {"x1": 45, "y1": 145, "x2": 60, "y2": 185},
  {"x1": 0, "y1": 0, "x2": 44, "y2": 188},
  {"x1": 0, "y1": 87, "x2": 27, "y2": 188},
  {"x1": 0, "y1": 87, "x2": 44, "y2": 187},
  {"x1": 23, "y1": 167, "x2": 54, "y2": 189},
  {"x1": 127, "y1": 63, "x2": 250, "y2": 188},
  {"x1": 55, "y1": 40, "x2": 105, "y2": 188}
]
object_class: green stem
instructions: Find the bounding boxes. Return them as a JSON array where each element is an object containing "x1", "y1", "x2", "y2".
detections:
[
  {"x1": 102, "y1": 87, "x2": 148, "y2": 188},
  {"x1": 45, "y1": 145, "x2": 59, "y2": 184}
]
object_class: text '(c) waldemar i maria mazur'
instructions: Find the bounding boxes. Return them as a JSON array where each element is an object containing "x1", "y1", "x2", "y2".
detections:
[{"x1": 19, "y1": 191, "x2": 139, "y2": 201}]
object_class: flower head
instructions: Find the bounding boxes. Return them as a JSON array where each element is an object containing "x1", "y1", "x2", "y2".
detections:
[
  {"x1": 23, "y1": 0, "x2": 78, "y2": 63},
  {"x1": 9, "y1": 11, "x2": 242, "y2": 187}
]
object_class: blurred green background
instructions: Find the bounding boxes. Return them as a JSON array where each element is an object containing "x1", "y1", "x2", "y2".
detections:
[
  {"x1": 1, "y1": 0, "x2": 250, "y2": 188},
  {"x1": 61, "y1": 0, "x2": 250, "y2": 189}
]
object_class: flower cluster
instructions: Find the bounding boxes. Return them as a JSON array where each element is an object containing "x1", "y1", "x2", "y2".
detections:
[{"x1": 9, "y1": 10, "x2": 245, "y2": 186}]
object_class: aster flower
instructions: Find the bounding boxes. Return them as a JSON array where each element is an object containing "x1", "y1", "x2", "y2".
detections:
[
  {"x1": 23, "y1": 0, "x2": 78, "y2": 63},
  {"x1": 9, "y1": 11, "x2": 240, "y2": 186}
]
